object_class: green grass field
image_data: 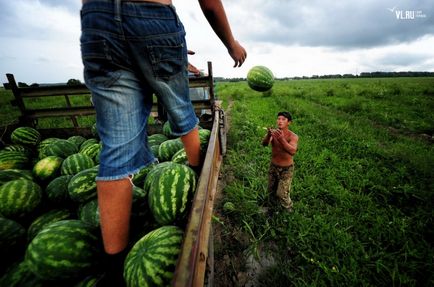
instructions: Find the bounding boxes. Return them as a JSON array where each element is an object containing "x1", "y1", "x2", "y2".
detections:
[
  {"x1": 213, "y1": 77, "x2": 433, "y2": 286},
  {"x1": 1, "y1": 77, "x2": 432, "y2": 286}
]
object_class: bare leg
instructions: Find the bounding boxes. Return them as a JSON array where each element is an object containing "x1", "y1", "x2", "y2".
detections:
[
  {"x1": 97, "y1": 178, "x2": 133, "y2": 254},
  {"x1": 180, "y1": 127, "x2": 201, "y2": 167}
]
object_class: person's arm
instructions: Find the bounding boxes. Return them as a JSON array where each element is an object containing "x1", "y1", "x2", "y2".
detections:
[
  {"x1": 198, "y1": 0, "x2": 247, "y2": 67},
  {"x1": 271, "y1": 130, "x2": 298, "y2": 155}
]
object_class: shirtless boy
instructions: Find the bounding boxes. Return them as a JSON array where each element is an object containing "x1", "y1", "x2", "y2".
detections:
[{"x1": 262, "y1": 111, "x2": 299, "y2": 212}]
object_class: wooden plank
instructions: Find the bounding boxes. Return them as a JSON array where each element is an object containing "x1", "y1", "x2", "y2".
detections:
[
  {"x1": 22, "y1": 107, "x2": 96, "y2": 119},
  {"x1": 13, "y1": 85, "x2": 90, "y2": 97}
]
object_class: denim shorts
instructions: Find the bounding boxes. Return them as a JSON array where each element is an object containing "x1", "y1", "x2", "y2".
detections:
[{"x1": 80, "y1": 0, "x2": 198, "y2": 180}]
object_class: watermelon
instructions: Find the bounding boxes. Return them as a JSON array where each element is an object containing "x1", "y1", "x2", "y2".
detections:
[
  {"x1": 32, "y1": 156, "x2": 63, "y2": 181},
  {"x1": 0, "y1": 179, "x2": 42, "y2": 219},
  {"x1": 149, "y1": 145, "x2": 160, "y2": 158},
  {"x1": 43, "y1": 139, "x2": 79, "y2": 159},
  {"x1": 123, "y1": 225, "x2": 183, "y2": 287},
  {"x1": 0, "y1": 169, "x2": 33, "y2": 185},
  {"x1": 80, "y1": 138, "x2": 99, "y2": 151},
  {"x1": 162, "y1": 121, "x2": 174, "y2": 138},
  {"x1": 199, "y1": 128, "x2": 211, "y2": 147},
  {"x1": 68, "y1": 135, "x2": 87, "y2": 148},
  {"x1": 148, "y1": 134, "x2": 168, "y2": 147},
  {"x1": 10, "y1": 127, "x2": 41, "y2": 146},
  {"x1": 79, "y1": 142, "x2": 101, "y2": 160},
  {"x1": 45, "y1": 175, "x2": 73, "y2": 205},
  {"x1": 78, "y1": 199, "x2": 100, "y2": 229},
  {"x1": 0, "y1": 217, "x2": 26, "y2": 256},
  {"x1": 74, "y1": 274, "x2": 103, "y2": 287},
  {"x1": 0, "y1": 261, "x2": 45, "y2": 287},
  {"x1": 25, "y1": 219, "x2": 101, "y2": 281},
  {"x1": 132, "y1": 164, "x2": 155, "y2": 187},
  {"x1": 247, "y1": 66, "x2": 274, "y2": 92},
  {"x1": 143, "y1": 162, "x2": 174, "y2": 192},
  {"x1": 148, "y1": 163, "x2": 197, "y2": 225},
  {"x1": 61, "y1": 153, "x2": 95, "y2": 175},
  {"x1": 158, "y1": 138, "x2": 184, "y2": 162},
  {"x1": 68, "y1": 167, "x2": 98, "y2": 203},
  {"x1": 171, "y1": 148, "x2": 187, "y2": 164},
  {"x1": 27, "y1": 209, "x2": 73, "y2": 241},
  {"x1": 37, "y1": 137, "x2": 61, "y2": 159},
  {"x1": 4, "y1": 144, "x2": 33, "y2": 157},
  {"x1": 0, "y1": 150, "x2": 30, "y2": 170}
]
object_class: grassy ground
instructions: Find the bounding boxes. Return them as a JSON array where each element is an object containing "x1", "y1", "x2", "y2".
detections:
[{"x1": 212, "y1": 78, "x2": 433, "y2": 286}]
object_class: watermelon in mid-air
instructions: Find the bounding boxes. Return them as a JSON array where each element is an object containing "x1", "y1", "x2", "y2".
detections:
[{"x1": 247, "y1": 66, "x2": 274, "y2": 92}]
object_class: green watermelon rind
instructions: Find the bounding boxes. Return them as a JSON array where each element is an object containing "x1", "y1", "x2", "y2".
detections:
[
  {"x1": 247, "y1": 66, "x2": 274, "y2": 92},
  {"x1": 123, "y1": 225, "x2": 183, "y2": 287},
  {"x1": 25, "y1": 219, "x2": 101, "y2": 281},
  {"x1": 0, "y1": 179, "x2": 42, "y2": 218},
  {"x1": 61, "y1": 153, "x2": 95, "y2": 176},
  {"x1": 148, "y1": 163, "x2": 196, "y2": 225},
  {"x1": 68, "y1": 167, "x2": 98, "y2": 203}
]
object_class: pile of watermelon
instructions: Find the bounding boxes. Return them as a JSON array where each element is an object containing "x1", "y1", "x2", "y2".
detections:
[{"x1": 0, "y1": 124, "x2": 211, "y2": 286}]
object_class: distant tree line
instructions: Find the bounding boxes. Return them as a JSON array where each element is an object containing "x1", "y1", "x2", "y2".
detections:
[{"x1": 214, "y1": 71, "x2": 434, "y2": 82}]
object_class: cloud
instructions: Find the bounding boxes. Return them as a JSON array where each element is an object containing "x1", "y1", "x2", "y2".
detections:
[
  {"x1": 0, "y1": 1, "x2": 80, "y2": 40},
  {"x1": 225, "y1": 0, "x2": 434, "y2": 49},
  {"x1": 0, "y1": 0, "x2": 433, "y2": 83}
]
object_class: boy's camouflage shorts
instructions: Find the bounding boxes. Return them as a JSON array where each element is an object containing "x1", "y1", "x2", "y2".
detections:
[{"x1": 268, "y1": 163, "x2": 295, "y2": 210}]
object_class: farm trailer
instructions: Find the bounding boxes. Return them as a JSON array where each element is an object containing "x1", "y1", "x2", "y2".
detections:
[{"x1": 2, "y1": 61, "x2": 226, "y2": 286}]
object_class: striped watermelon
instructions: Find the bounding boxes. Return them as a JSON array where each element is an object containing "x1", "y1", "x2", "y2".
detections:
[
  {"x1": 45, "y1": 175, "x2": 73, "y2": 205},
  {"x1": 78, "y1": 199, "x2": 100, "y2": 229},
  {"x1": 74, "y1": 274, "x2": 104, "y2": 287},
  {"x1": 171, "y1": 148, "x2": 187, "y2": 164},
  {"x1": 0, "y1": 261, "x2": 45, "y2": 287},
  {"x1": 27, "y1": 209, "x2": 73, "y2": 241},
  {"x1": 0, "y1": 179, "x2": 42, "y2": 219},
  {"x1": 199, "y1": 128, "x2": 211, "y2": 148},
  {"x1": 148, "y1": 133, "x2": 168, "y2": 147},
  {"x1": 79, "y1": 142, "x2": 101, "y2": 160},
  {"x1": 132, "y1": 164, "x2": 156, "y2": 187},
  {"x1": 162, "y1": 121, "x2": 174, "y2": 138},
  {"x1": 37, "y1": 137, "x2": 61, "y2": 159},
  {"x1": 0, "y1": 150, "x2": 30, "y2": 170},
  {"x1": 247, "y1": 66, "x2": 274, "y2": 92},
  {"x1": 0, "y1": 169, "x2": 33, "y2": 185},
  {"x1": 143, "y1": 161, "x2": 174, "y2": 192},
  {"x1": 32, "y1": 156, "x2": 63, "y2": 181},
  {"x1": 68, "y1": 135, "x2": 87, "y2": 148},
  {"x1": 43, "y1": 139, "x2": 79, "y2": 159},
  {"x1": 158, "y1": 138, "x2": 184, "y2": 162},
  {"x1": 123, "y1": 225, "x2": 183, "y2": 287},
  {"x1": 61, "y1": 153, "x2": 95, "y2": 175},
  {"x1": 68, "y1": 167, "x2": 98, "y2": 203},
  {"x1": 150, "y1": 145, "x2": 160, "y2": 158},
  {"x1": 0, "y1": 217, "x2": 26, "y2": 257},
  {"x1": 25, "y1": 219, "x2": 101, "y2": 281},
  {"x1": 4, "y1": 144, "x2": 33, "y2": 157},
  {"x1": 10, "y1": 127, "x2": 41, "y2": 146},
  {"x1": 148, "y1": 163, "x2": 197, "y2": 225},
  {"x1": 80, "y1": 138, "x2": 99, "y2": 151}
]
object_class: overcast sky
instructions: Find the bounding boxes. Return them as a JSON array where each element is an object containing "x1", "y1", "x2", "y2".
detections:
[{"x1": 0, "y1": 0, "x2": 433, "y2": 84}]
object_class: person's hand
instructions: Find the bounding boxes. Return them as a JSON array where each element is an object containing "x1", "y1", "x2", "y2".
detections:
[
  {"x1": 188, "y1": 62, "x2": 201, "y2": 76},
  {"x1": 271, "y1": 129, "x2": 284, "y2": 142},
  {"x1": 228, "y1": 40, "x2": 247, "y2": 67},
  {"x1": 187, "y1": 50, "x2": 201, "y2": 76}
]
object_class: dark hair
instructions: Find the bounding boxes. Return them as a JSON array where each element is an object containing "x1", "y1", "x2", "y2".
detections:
[{"x1": 277, "y1": 111, "x2": 292, "y2": 121}]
